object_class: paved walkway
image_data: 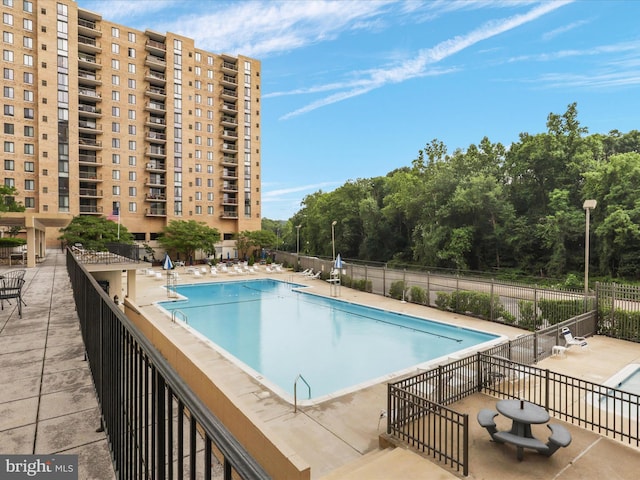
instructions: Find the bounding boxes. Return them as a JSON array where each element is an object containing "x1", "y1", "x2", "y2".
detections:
[{"x1": 0, "y1": 250, "x2": 115, "y2": 479}]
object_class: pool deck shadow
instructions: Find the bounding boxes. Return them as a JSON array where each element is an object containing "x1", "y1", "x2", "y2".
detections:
[{"x1": 135, "y1": 266, "x2": 640, "y2": 479}]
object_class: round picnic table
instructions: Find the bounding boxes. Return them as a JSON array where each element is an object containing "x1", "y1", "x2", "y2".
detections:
[{"x1": 496, "y1": 399, "x2": 549, "y2": 438}]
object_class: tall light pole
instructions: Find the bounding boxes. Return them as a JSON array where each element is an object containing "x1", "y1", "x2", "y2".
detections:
[
  {"x1": 583, "y1": 199, "x2": 597, "y2": 295},
  {"x1": 296, "y1": 225, "x2": 301, "y2": 256},
  {"x1": 331, "y1": 220, "x2": 337, "y2": 261}
]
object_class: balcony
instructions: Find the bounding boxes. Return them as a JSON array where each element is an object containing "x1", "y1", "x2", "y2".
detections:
[
  {"x1": 221, "y1": 88, "x2": 237, "y2": 100},
  {"x1": 221, "y1": 196, "x2": 238, "y2": 205},
  {"x1": 78, "y1": 120, "x2": 102, "y2": 134},
  {"x1": 78, "y1": 104, "x2": 102, "y2": 117},
  {"x1": 79, "y1": 204, "x2": 104, "y2": 214},
  {"x1": 145, "y1": 146, "x2": 166, "y2": 158},
  {"x1": 79, "y1": 188, "x2": 103, "y2": 198},
  {"x1": 221, "y1": 102, "x2": 237, "y2": 113},
  {"x1": 79, "y1": 171, "x2": 102, "y2": 181},
  {"x1": 145, "y1": 193, "x2": 166, "y2": 202},
  {"x1": 145, "y1": 55, "x2": 166, "y2": 70},
  {"x1": 145, "y1": 161, "x2": 166, "y2": 172},
  {"x1": 221, "y1": 61, "x2": 238, "y2": 72},
  {"x1": 221, "y1": 74, "x2": 237, "y2": 87},
  {"x1": 222, "y1": 169, "x2": 237, "y2": 180},
  {"x1": 145, "y1": 130, "x2": 166, "y2": 143},
  {"x1": 78, "y1": 35, "x2": 101, "y2": 53},
  {"x1": 78, "y1": 54, "x2": 101, "y2": 70},
  {"x1": 145, "y1": 116, "x2": 166, "y2": 128},
  {"x1": 79, "y1": 153, "x2": 102, "y2": 165},
  {"x1": 79, "y1": 88, "x2": 101, "y2": 102},
  {"x1": 145, "y1": 39, "x2": 166, "y2": 55},
  {"x1": 144, "y1": 70, "x2": 166, "y2": 85},
  {"x1": 79, "y1": 138, "x2": 102, "y2": 149},
  {"x1": 145, "y1": 101, "x2": 166, "y2": 113},
  {"x1": 78, "y1": 70, "x2": 101, "y2": 86},
  {"x1": 222, "y1": 129, "x2": 237, "y2": 140},
  {"x1": 78, "y1": 17, "x2": 101, "y2": 37},
  {"x1": 145, "y1": 207, "x2": 167, "y2": 217},
  {"x1": 145, "y1": 86, "x2": 166, "y2": 101},
  {"x1": 220, "y1": 209, "x2": 239, "y2": 219},
  {"x1": 222, "y1": 143, "x2": 237, "y2": 153},
  {"x1": 145, "y1": 177, "x2": 166, "y2": 187},
  {"x1": 221, "y1": 154, "x2": 237, "y2": 166},
  {"x1": 220, "y1": 183, "x2": 238, "y2": 192},
  {"x1": 221, "y1": 115, "x2": 237, "y2": 127}
]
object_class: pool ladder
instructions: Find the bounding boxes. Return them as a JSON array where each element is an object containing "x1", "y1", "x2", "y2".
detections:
[
  {"x1": 171, "y1": 309, "x2": 188, "y2": 324},
  {"x1": 294, "y1": 374, "x2": 311, "y2": 413}
]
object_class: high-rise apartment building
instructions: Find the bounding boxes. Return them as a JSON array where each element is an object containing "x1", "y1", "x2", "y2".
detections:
[{"x1": 1, "y1": 0, "x2": 261, "y2": 262}]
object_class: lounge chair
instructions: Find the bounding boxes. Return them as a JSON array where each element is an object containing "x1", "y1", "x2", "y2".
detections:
[
  {"x1": 561, "y1": 327, "x2": 588, "y2": 348},
  {"x1": 309, "y1": 271, "x2": 321, "y2": 279},
  {"x1": 299, "y1": 268, "x2": 312, "y2": 276}
]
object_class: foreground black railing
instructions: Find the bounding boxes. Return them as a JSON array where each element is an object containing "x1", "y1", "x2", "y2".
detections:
[{"x1": 67, "y1": 250, "x2": 270, "y2": 480}]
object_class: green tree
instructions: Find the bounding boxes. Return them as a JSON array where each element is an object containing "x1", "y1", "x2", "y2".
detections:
[
  {"x1": 157, "y1": 220, "x2": 220, "y2": 262},
  {"x1": 0, "y1": 185, "x2": 26, "y2": 213},
  {"x1": 58, "y1": 216, "x2": 133, "y2": 250}
]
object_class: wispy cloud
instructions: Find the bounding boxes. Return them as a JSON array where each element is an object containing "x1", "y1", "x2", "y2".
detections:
[
  {"x1": 262, "y1": 182, "x2": 341, "y2": 200},
  {"x1": 535, "y1": 71, "x2": 640, "y2": 89},
  {"x1": 507, "y1": 40, "x2": 640, "y2": 63},
  {"x1": 80, "y1": 0, "x2": 181, "y2": 19},
  {"x1": 279, "y1": 1, "x2": 572, "y2": 119},
  {"x1": 542, "y1": 18, "x2": 590, "y2": 40}
]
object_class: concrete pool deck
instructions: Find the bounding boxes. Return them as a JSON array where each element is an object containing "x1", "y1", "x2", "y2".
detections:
[
  {"x1": 2, "y1": 254, "x2": 639, "y2": 479},
  {"x1": 132, "y1": 264, "x2": 640, "y2": 479}
]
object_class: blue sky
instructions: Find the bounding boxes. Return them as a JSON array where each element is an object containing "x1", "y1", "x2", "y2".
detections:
[{"x1": 76, "y1": 0, "x2": 640, "y2": 220}]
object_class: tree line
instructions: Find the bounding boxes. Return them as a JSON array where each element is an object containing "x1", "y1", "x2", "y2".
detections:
[{"x1": 271, "y1": 103, "x2": 640, "y2": 284}]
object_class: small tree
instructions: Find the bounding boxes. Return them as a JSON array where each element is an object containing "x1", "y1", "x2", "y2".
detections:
[
  {"x1": 0, "y1": 185, "x2": 26, "y2": 214},
  {"x1": 59, "y1": 216, "x2": 134, "y2": 250},
  {"x1": 157, "y1": 220, "x2": 220, "y2": 262}
]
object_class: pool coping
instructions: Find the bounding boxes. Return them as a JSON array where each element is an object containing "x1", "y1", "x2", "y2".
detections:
[{"x1": 152, "y1": 278, "x2": 507, "y2": 407}]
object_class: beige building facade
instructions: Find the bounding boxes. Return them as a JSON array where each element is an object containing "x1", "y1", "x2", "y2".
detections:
[{"x1": 1, "y1": 0, "x2": 261, "y2": 264}]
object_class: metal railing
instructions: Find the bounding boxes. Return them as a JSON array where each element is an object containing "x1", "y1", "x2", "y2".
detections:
[
  {"x1": 386, "y1": 311, "x2": 640, "y2": 476},
  {"x1": 67, "y1": 250, "x2": 270, "y2": 479}
]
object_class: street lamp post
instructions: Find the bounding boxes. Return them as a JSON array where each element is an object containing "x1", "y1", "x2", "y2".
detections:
[
  {"x1": 583, "y1": 199, "x2": 597, "y2": 295},
  {"x1": 331, "y1": 220, "x2": 337, "y2": 261},
  {"x1": 296, "y1": 224, "x2": 301, "y2": 256}
]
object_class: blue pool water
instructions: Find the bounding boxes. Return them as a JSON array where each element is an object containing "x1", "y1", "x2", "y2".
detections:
[
  {"x1": 157, "y1": 279, "x2": 500, "y2": 401},
  {"x1": 617, "y1": 366, "x2": 640, "y2": 395}
]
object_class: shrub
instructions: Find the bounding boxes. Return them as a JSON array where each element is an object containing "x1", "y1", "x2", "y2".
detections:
[
  {"x1": 409, "y1": 285, "x2": 427, "y2": 305},
  {"x1": 435, "y1": 292, "x2": 451, "y2": 310},
  {"x1": 389, "y1": 280, "x2": 407, "y2": 300},
  {"x1": 538, "y1": 298, "x2": 594, "y2": 325},
  {"x1": 0, "y1": 237, "x2": 26, "y2": 248},
  {"x1": 518, "y1": 300, "x2": 539, "y2": 330},
  {"x1": 434, "y1": 289, "x2": 512, "y2": 322}
]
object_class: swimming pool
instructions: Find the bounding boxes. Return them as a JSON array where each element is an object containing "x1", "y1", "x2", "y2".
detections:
[
  {"x1": 156, "y1": 279, "x2": 502, "y2": 403},
  {"x1": 596, "y1": 364, "x2": 640, "y2": 418}
]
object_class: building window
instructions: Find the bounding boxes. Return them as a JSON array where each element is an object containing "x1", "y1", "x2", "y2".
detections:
[
  {"x1": 24, "y1": 197, "x2": 34, "y2": 208},
  {"x1": 112, "y1": 170, "x2": 120, "y2": 180},
  {"x1": 2, "y1": 31, "x2": 13, "y2": 43},
  {"x1": 2, "y1": 68, "x2": 12, "y2": 80},
  {"x1": 23, "y1": 108, "x2": 34, "y2": 118},
  {"x1": 128, "y1": 78, "x2": 135, "y2": 88},
  {"x1": 128, "y1": 202, "x2": 136, "y2": 212},
  {"x1": 24, "y1": 161, "x2": 33, "y2": 171},
  {"x1": 128, "y1": 186, "x2": 136, "y2": 196},
  {"x1": 3, "y1": 13, "x2": 13, "y2": 26},
  {"x1": 128, "y1": 140, "x2": 135, "y2": 150},
  {"x1": 4, "y1": 178, "x2": 14, "y2": 187},
  {"x1": 23, "y1": 36, "x2": 32, "y2": 48},
  {"x1": 3, "y1": 123, "x2": 13, "y2": 134},
  {"x1": 24, "y1": 143, "x2": 33, "y2": 154},
  {"x1": 23, "y1": 19, "x2": 32, "y2": 31},
  {"x1": 112, "y1": 185, "x2": 120, "y2": 195},
  {"x1": 127, "y1": 47, "x2": 135, "y2": 58},
  {"x1": 111, "y1": 27, "x2": 119, "y2": 37},
  {"x1": 112, "y1": 122, "x2": 120, "y2": 132},
  {"x1": 112, "y1": 154, "x2": 120, "y2": 164},
  {"x1": 23, "y1": 1, "x2": 33, "y2": 13},
  {"x1": 128, "y1": 109, "x2": 135, "y2": 120},
  {"x1": 4, "y1": 159, "x2": 14, "y2": 170},
  {"x1": 4, "y1": 141, "x2": 14, "y2": 153},
  {"x1": 3, "y1": 50, "x2": 14, "y2": 62},
  {"x1": 127, "y1": 63, "x2": 135, "y2": 73},
  {"x1": 24, "y1": 179, "x2": 34, "y2": 190},
  {"x1": 4, "y1": 105, "x2": 14, "y2": 116},
  {"x1": 112, "y1": 138, "x2": 120, "y2": 148},
  {"x1": 128, "y1": 171, "x2": 136, "y2": 181},
  {"x1": 128, "y1": 125, "x2": 135, "y2": 135},
  {"x1": 23, "y1": 125, "x2": 33, "y2": 136},
  {"x1": 128, "y1": 32, "x2": 135, "y2": 42}
]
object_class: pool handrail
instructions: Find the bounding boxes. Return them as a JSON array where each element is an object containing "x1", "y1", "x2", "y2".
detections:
[{"x1": 294, "y1": 374, "x2": 311, "y2": 413}]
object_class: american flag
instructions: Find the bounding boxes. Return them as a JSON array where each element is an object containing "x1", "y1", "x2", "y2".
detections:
[{"x1": 107, "y1": 209, "x2": 119, "y2": 221}]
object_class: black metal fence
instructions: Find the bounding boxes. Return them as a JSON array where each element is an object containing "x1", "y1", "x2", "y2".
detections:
[
  {"x1": 67, "y1": 250, "x2": 270, "y2": 480},
  {"x1": 385, "y1": 311, "x2": 640, "y2": 476},
  {"x1": 279, "y1": 252, "x2": 594, "y2": 330},
  {"x1": 596, "y1": 282, "x2": 640, "y2": 342}
]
